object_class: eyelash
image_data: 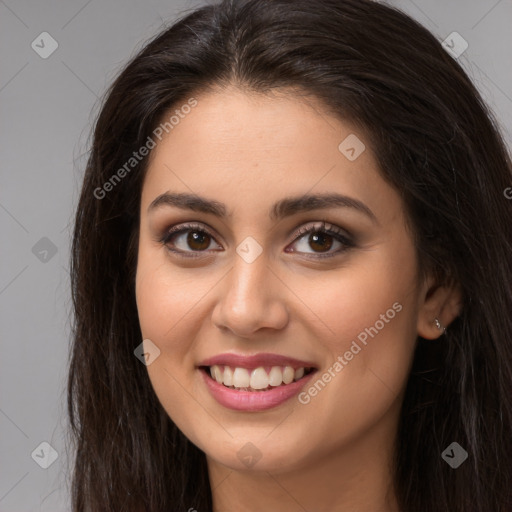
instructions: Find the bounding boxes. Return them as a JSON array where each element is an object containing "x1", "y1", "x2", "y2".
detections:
[{"x1": 158, "y1": 220, "x2": 355, "y2": 260}]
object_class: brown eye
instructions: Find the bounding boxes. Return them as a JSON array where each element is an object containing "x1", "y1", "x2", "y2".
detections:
[
  {"x1": 184, "y1": 230, "x2": 211, "y2": 251},
  {"x1": 287, "y1": 221, "x2": 354, "y2": 258},
  {"x1": 161, "y1": 223, "x2": 222, "y2": 257},
  {"x1": 161, "y1": 220, "x2": 354, "y2": 260},
  {"x1": 307, "y1": 232, "x2": 334, "y2": 253}
]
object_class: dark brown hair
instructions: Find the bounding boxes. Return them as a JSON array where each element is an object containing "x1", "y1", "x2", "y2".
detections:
[{"x1": 67, "y1": 0, "x2": 512, "y2": 510}]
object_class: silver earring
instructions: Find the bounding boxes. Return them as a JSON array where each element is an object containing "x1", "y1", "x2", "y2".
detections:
[{"x1": 434, "y1": 318, "x2": 446, "y2": 335}]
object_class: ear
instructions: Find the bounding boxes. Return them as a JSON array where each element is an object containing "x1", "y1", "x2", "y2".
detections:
[{"x1": 417, "y1": 274, "x2": 463, "y2": 339}]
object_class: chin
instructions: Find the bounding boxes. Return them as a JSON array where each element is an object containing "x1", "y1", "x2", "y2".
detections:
[{"x1": 203, "y1": 433, "x2": 313, "y2": 474}]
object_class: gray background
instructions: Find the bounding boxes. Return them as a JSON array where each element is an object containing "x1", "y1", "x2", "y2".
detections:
[{"x1": 1, "y1": 0, "x2": 511, "y2": 510}]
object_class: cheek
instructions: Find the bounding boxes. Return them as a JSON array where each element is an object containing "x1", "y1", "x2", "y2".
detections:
[
  {"x1": 134, "y1": 247, "x2": 223, "y2": 403},
  {"x1": 303, "y1": 237, "x2": 417, "y2": 358},
  {"x1": 294, "y1": 244, "x2": 418, "y2": 441},
  {"x1": 134, "y1": 252, "x2": 202, "y2": 420},
  {"x1": 135, "y1": 247, "x2": 206, "y2": 348},
  {"x1": 135, "y1": 252, "x2": 206, "y2": 433},
  {"x1": 134, "y1": 222, "x2": 420, "y2": 452}
]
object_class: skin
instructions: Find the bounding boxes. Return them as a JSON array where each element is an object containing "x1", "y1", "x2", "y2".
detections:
[{"x1": 135, "y1": 86, "x2": 461, "y2": 512}]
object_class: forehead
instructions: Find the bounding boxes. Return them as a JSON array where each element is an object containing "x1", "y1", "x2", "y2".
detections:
[{"x1": 140, "y1": 87, "x2": 399, "y2": 227}]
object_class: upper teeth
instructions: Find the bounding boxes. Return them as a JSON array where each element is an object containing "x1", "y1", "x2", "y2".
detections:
[{"x1": 209, "y1": 365, "x2": 307, "y2": 390}]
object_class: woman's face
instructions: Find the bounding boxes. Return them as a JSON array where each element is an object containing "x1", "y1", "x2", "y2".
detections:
[{"x1": 135, "y1": 87, "x2": 429, "y2": 474}]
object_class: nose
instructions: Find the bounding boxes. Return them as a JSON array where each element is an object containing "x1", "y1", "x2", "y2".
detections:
[{"x1": 211, "y1": 250, "x2": 289, "y2": 338}]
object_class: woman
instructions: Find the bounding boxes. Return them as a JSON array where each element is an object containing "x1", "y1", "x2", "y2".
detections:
[{"x1": 67, "y1": 0, "x2": 512, "y2": 510}]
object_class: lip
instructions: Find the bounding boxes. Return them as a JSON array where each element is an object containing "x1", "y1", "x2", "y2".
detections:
[
  {"x1": 198, "y1": 352, "x2": 317, "y2": 370},
  {"x1": 200, "y1": 368, "x2": 316, "y2": 411}
]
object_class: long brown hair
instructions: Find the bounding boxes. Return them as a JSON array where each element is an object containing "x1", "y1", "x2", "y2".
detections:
[{"x1": 67, "y1": 0, "x2": 512, "y2": 510}]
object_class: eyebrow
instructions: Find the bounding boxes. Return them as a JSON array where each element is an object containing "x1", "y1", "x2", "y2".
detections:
[{"x1": 148, "y1": 191, "x2": 377, "y2": 223}]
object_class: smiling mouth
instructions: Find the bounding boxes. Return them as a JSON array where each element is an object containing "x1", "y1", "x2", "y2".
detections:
[{"x1": 200, "y1": 365, "x2": 316, "y2": 392}]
